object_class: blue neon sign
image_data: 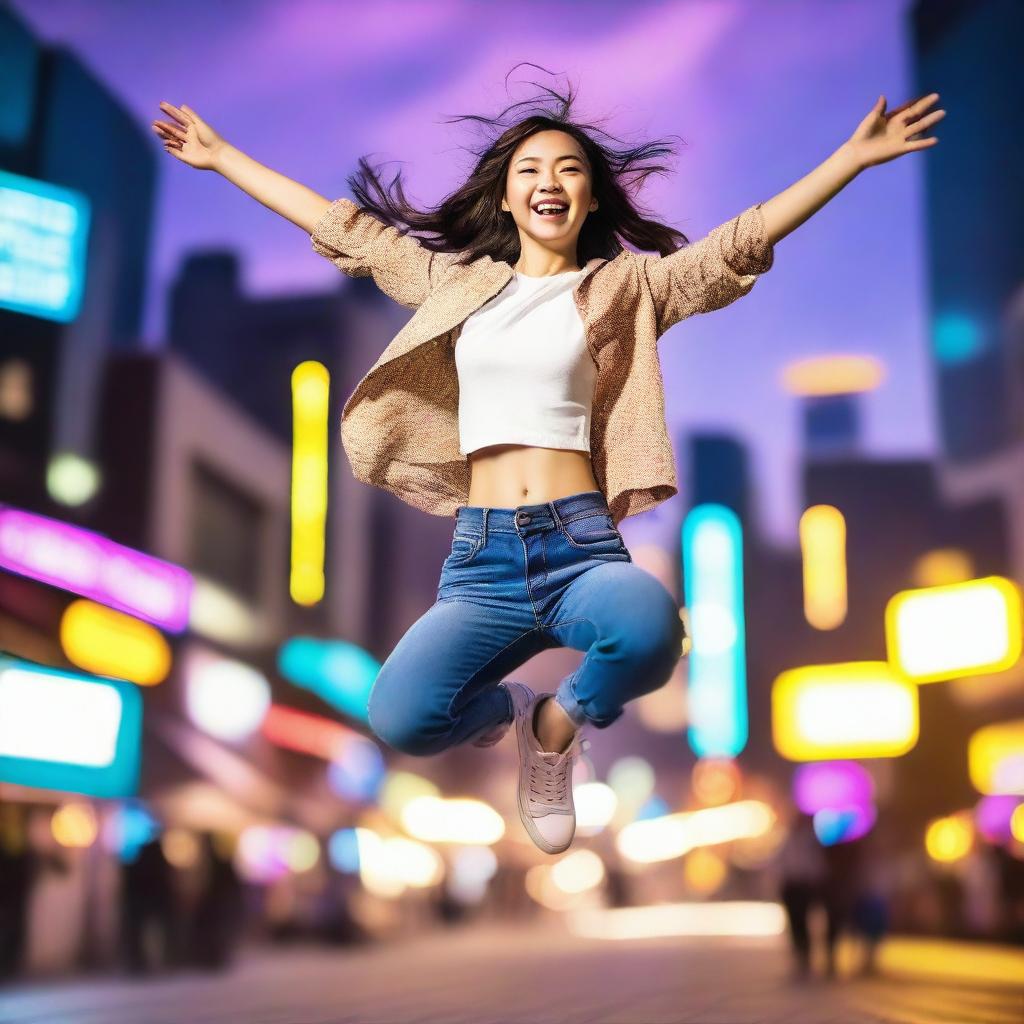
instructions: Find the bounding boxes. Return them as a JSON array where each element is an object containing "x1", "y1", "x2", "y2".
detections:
[
  {"x1": 0, "y1": 169, "x2": 91, "y2": 323},
  {"x1": 681, "y1": 504, "x2": 748, "y2": 758},
  {"x1": 0, "y1": 655, "x2": 142, "y2": 797}
]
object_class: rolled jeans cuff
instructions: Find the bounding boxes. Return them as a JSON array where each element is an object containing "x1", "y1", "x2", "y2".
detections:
[{"x1": 553, "y1": 678, "x2": 590, "y2": 729}]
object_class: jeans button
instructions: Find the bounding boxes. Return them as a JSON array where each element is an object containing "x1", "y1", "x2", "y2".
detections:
[{"x1": 516, "y1": 512, "x2": 531, "y2": 525}]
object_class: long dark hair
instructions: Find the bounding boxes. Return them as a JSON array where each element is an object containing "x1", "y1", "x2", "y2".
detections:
[{"x1": 346, "y1": 64, "x2": 691, "y2": 269}]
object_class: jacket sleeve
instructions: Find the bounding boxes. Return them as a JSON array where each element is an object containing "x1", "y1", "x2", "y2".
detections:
[
  {"x1": 641, "y1": 202, "x2": 774, "y2": 336},
  {"x1": 310, "y1": 197, "x2": 459, "y2": 310}
]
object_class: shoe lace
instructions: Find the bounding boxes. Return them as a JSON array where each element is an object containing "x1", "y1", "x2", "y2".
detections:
[{"x1": 530, "y1": 735, "x2": 591, "y2": 805}]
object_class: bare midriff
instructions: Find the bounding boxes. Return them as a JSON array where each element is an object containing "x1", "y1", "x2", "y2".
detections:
[{"x1": 465, "y1": 444, "x2": 601, "y2": 508}]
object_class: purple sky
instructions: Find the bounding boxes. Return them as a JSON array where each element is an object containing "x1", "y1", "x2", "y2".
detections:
[{"x1": 12, "y1": 0, "x2": 932, "y2": 545}]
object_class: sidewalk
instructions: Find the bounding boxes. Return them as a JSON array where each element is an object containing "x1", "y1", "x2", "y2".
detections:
[{"x1": 1, "y1": 919, "x2": 1022, "y2": 1023}]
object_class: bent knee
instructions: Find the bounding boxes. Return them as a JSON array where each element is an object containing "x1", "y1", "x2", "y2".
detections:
[
  {"x1": 624, "y1": 601, "x2": 686, "y2": 677},
  {"x1": 367, "y1": 685, "x2": 444, "y2": 757}
]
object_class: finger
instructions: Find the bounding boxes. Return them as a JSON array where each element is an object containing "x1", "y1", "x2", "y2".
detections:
[
  {"x1": 899, "y1": 92, "x2": 940, "y2": 123},
  {"x1": 152, "y1": 121, "x2": 186, "y2": 141},
  {"x1": 158, "y1": 101, "x2": 190, "y2": 127},
  {"x1": 906, "y1": 136, "x2": 939, "y2": 151},
  {"x1": 905, "y1": 110, "x2": 945, "y2": 141},
  {"x1": 180, "y1": 104, "x2": 200, "y2": 123},
  {"x1": 911, "y1": 108, "x2": 946, "y2": 131},
  {"x1": 885, "y1": 99, "x2": 914, "y2": 120}
]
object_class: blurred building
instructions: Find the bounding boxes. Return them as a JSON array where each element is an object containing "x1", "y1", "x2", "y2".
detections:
[
  {"x1": 165, "y1": 251, "x2": 467, "y2": 651},
  {"x1": 684, "y1": 385, "x2": 1017, "y2": 842},
  {"x1": 912, "y1": 0, "x2": 1024, "y2": 704},
  {"x1": 914, "y1": 0, "x2": 1024, "y2": 463},
  {"x1": 0, "y1": 5, "x2": 465, "y2": 974},
  {"x1": 0, "y1": 6, "x2": 156, "y2": 516}
]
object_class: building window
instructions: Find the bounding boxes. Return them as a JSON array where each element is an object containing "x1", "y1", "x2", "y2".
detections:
[{"x1": 189, "y1": 460, "x2": 264, "y2": 599}]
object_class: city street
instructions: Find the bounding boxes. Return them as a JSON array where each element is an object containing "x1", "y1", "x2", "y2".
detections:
[{"x1": 2, "y1": 918, "x2": 1022, "y2": 1024}]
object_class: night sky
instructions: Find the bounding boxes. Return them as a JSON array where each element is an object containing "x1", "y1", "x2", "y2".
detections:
[{"x1": 11, "y1": 0, "x2": 934, "y2": 545}]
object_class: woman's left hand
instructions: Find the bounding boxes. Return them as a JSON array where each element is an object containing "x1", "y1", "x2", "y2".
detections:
[{"x1": 846, "y1": 93, "x2": 945, "y2": 170}]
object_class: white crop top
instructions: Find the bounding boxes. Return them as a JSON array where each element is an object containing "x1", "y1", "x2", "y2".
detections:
[{"x1": 455, "y1": 264, "x2": 599, "y2": 456}]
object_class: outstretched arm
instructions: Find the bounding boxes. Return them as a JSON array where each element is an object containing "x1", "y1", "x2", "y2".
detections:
[
  {"x1": 153, "y1": 101, "x2": 453, "y2": 309},
  {"x1": 758, "y1": 92, "x2": 944, "y2": 246},
  {"x1": 644, "y1": 92, "x2": 944, "y2": 335},
  {"x1": 153, "y1": 102, "x2": 329, "y2": 231}
]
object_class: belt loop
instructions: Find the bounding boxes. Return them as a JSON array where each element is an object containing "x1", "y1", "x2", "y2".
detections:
[
  {"x1": 549, "y1": 499, "x2": 564, "y2": 531},
  {"x1": 482, "y1": 507, "x2": 489, "y2": 546}
]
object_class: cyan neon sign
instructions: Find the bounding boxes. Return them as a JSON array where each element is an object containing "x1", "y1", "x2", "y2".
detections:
[
  {"x1": 0, "y1": 655, "x2": 142, "y2": 798},
  {"x1": 682, "y1": 504, "x2": 748, "y2": 758},
  {"x1": 277, "y1": 637, "x2": 379, "y2": 723},
  {"x1": 0, "y1": 169, "x2": 90, "y2": 323}
]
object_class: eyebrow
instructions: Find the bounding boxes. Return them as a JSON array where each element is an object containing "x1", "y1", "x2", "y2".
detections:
[{"x1": 515, "y1": 154, "x2": 584, "y2": 165}]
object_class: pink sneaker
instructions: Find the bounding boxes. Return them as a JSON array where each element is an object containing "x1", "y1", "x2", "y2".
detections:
[
  {"x1": 470, "y1": 682, "x2": 526, "y2": 748},
  {"x1": 507, "y1": 683, "x2": 589, "y2": 855}
]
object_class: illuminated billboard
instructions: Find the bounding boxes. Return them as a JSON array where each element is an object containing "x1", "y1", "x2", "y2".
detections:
[
  {"x1": 0, "y1": 504, "x2": 192, "y2": 632},
  {"x1": 0, "y1": 169, "x2": 90, "y2": 323},
  {"x1": 0, "y1": 655, "x2": 142, "y2": 798}
]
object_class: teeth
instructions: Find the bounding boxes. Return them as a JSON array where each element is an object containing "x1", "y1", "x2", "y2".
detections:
[{"x1": 535, "y1": 204, "x2": 567, "y2": 214}]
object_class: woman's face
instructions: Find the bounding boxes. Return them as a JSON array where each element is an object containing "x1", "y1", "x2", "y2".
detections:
[{"x1": 501, "y1": 129, "x2": 597, "y2": 253}]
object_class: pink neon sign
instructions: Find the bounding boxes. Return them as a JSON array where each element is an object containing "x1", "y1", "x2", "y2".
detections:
[{"x1": 0, "y1": 505, "x2": 192, "y2": 632}]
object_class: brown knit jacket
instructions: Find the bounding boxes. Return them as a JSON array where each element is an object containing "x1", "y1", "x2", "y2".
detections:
[{"x1": 310, "y1": 198, "x2": 774, "y2": 526}]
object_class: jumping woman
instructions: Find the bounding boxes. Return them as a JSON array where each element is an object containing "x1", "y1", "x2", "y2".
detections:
[{"x1": 153, "y1": 70, "x2": 943, "y2": 855}]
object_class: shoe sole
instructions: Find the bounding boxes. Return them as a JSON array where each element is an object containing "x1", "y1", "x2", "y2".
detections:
[{"x1": 508, "y1": 683, "x2": 574, "y2": 856}]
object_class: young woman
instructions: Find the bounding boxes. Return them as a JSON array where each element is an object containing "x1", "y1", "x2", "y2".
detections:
[{"x1": 153, "y1": 74, "x2": 943, "y2": 855}]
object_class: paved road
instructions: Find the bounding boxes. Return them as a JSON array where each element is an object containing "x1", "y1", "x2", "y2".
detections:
[{"x1": 1, "y1": 919, "x2": 1022, "y2": 1024}]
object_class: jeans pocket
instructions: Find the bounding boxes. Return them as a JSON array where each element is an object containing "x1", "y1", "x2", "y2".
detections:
[
  {"x1": 559, "y1": 512, "x2": 629, "y2": 558},
  {"x1": 445, "y1": 529, "x2": 484, "y2": 566}
]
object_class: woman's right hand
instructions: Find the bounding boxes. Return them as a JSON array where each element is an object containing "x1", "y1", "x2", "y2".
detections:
[{"x1": 151, "y1": 102, "x2": 227, "y2": 171}]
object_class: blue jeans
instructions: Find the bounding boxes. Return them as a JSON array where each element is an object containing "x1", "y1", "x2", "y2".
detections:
[{"x1": 366, "y1": 489, "x2": 686, "y2": 756}]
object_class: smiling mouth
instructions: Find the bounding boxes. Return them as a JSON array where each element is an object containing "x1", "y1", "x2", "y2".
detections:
[{"x1": 532, "y1": 207, "x2": 569, "y2": 219}]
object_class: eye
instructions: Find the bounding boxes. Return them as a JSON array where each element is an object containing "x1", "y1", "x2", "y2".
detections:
[{"x1": 518, "y1": 167, "x2": 582, "y2": 174}]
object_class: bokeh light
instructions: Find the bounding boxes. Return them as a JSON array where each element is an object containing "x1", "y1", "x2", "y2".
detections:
[
  {"x1": 925, "y1": 813, "x2": 974, "y2": 863},
  {"x1": 799, "y1": 504, "x2": 847, "y2": 630},
  {"x1": 772, "y1": 662, "x2": 918, "y2": 760},
  {"x1": 103, "y1": 801, "x2": 160, "y2": 863},
  {"x1": 913, "y1": 548, "x2": 974, "y2": 588},
  {"x1": 446, "y1": 845, "x2": 498, "y2": 905},
  {"x1": 682, "y1": 504, "x2": 748, "y2": 758},
  {"x1": 61, "y1": 599, "x2": 172, "y2": 686},
  {"x1": 400, "y1": 796, "x2": 504, "y2": 845},
  {"x1": 574, "y1": 781, "x2": 618, "y2": 835},
  {"x1": 184, "y1": 647, "x2": 271, "y2": 741},
  {"x1": 290, "y1": 361, "x2": 329, "y2": 606},
  {"x1": 550, "y1": 849, "x2": 605, "y2": 894},
  {"x1": 692, "y1": 758, "x2": 742, "y2": 806},
  {"x1": 683, "y1": 848, "x2": 728, "y2": 894},
  {"x1": 813, "y1": 803, "x2": 876, "y2": 845},
  {"x1": 607, "y1": 757, "x2": 655, "y2": 826},
  {"x1": 161, "y1": 828, "x2": 202, "y2": 869},
  {"x1": 327, "y1": 828, "x2": 361, "y2": 874},
  {"x1": 886, "y1": 577, "x2": 1023, "y2": 683},
  {"x1": 236, "y1": 825, "x2": 320, "y2": 884},
  {"x1": 968, "y1": 720, "x2": 1024, "y2": 796},
  {"x1": 618, "y1": 800, "x2": 775, "y2": 864},
  {"x1": 379, "y1": 772, "x2": 440, "y2": 825},
  {"x1": 793, "y1": 760, "x2": 874, "y2": 815},
  {"x1": 50, "y1": 802, "x2": 98, "y2": 848},
  {"x1": 327, "y1": 737, "x2": 386, "y2": 803},
  {"x1": 974, "y1": 794, "x2": 1023, "y2": 843}
]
